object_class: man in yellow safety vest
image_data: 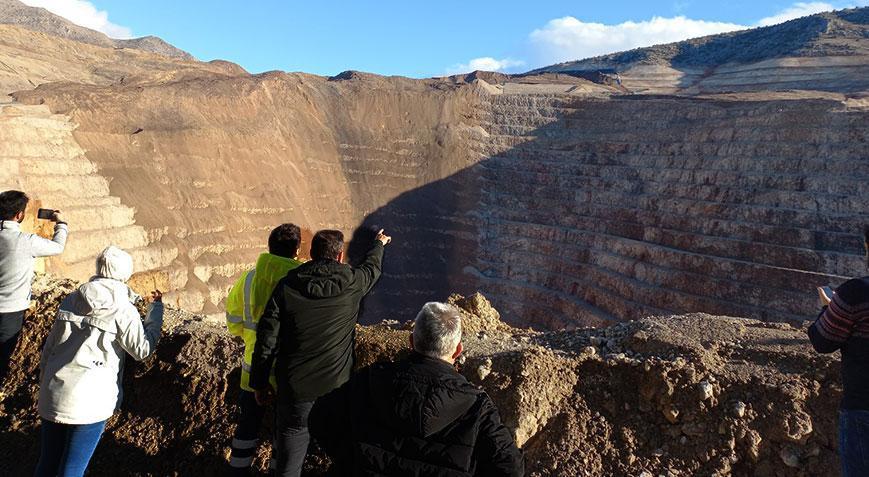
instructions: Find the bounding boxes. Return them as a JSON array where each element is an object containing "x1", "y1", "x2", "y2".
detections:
[{"x1": 225, "y1": 223, "x2": 303, "y2": 475}]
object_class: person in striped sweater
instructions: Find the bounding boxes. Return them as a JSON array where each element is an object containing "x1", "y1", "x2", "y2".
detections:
[{"x1": 809, "y1": 225, "x2": 869, "y2": 477}]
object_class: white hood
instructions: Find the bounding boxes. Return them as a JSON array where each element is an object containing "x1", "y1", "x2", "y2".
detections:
[{"x1": 95, "y1": 245, "x2": 133, "y2": 283}]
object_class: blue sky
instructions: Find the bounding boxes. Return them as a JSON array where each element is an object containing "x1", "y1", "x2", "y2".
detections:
[{"x1": 20, "y1": 1, "x2": 869, "y2": 77}]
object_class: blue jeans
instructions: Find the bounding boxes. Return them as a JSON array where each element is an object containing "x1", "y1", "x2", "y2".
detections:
[
  {"x1": 34, "y1": 419, "x2": 107, "y2": 477},
  {"x1": 840, "y1": 410, "x2": 869, "y2": 477}
]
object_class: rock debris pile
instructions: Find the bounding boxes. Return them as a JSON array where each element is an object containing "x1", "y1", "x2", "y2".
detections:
[{"x1": 0, "y1": 280, "x2": 841, "y2": 476}]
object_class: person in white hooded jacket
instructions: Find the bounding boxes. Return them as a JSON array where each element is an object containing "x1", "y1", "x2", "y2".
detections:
[{"x1": 35, "y1": 246, "x2": 163, "y2": 477}]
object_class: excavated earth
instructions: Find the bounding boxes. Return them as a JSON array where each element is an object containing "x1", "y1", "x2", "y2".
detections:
[{"x1": 0, "y1": 278, "x2": 842, "y2": 476}]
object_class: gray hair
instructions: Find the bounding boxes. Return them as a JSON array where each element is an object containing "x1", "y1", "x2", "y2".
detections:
[{"x1": 413, "y1": 302, "x2": 462, "y2": 358}]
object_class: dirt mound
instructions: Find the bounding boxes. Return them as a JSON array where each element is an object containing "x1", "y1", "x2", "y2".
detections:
[
  {"x1": 448, "y1": 292, "x2": 514, "y2": 335},
  {"x1": 0, "y1": 280, "x2": 842, "y2": 476},
  {"x1": 525, "y1": 315, "x2": 839, "y2": 476}
]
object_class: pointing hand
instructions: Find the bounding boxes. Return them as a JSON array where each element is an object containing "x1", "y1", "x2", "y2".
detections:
[
  {"x1": 149, "y1": 290, "x2": 163, "y2": 303},
  {"x1": 376, "y1": 229, "x2": 392, "y2": 246}
]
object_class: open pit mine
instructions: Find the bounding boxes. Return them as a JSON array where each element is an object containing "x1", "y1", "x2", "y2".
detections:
[{"x1": 1, "y1": 0, "x2": 868, "y2": 475}]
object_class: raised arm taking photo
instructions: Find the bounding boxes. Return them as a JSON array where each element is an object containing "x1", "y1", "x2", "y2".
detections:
[{"x1": 29, "y1": 210, "x2": 68, "y2": 258}]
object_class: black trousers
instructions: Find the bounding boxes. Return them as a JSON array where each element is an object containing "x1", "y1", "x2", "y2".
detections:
[
  {"x1": 274, "y1": 398, "x2": 315, "y2": 477},
  {"x1": 229, "y1": 390, "x2": 268, "y2": 474},
  {"x1": 0, "y1": 310, "x2": 26, "y2": 384}
]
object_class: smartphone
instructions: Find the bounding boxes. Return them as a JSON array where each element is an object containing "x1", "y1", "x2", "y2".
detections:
[
  {"x1": 818, "y1": 286, "x2": 835, "y2": 304},
  {"x1": 37, "y1": 208, "x2": 55, "y2": 220}
]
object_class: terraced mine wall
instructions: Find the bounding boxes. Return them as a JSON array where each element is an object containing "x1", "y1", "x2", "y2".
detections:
[
  {"x1": 535, "y1": 8, "x2": 869, "y2": 95},
  {"x1": 13, "y1": 79, "x2": 869, "y2": 328},
  {"x1": 14, "y1": 73, "x2": 484, "y2": 316},
  {"x1": 363, "y1": 93, "x2": 869, "y2": 327},
  {"x1": 0, "y1": 103, "x2": 177, "y2": 289}
]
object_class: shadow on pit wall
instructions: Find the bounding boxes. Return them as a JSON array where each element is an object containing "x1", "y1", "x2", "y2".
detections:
[{"x1": 350, "y1": 94, "x2": 868, "y2": 329}]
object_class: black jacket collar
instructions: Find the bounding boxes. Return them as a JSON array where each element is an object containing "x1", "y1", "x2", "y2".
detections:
[{"x1": 288, "y1": 259, "x2": 353, "y2": 298}]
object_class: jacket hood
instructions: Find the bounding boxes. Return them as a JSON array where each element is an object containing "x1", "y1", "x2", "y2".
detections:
[
  {"x1": 288, "y1": 259, "x2": 353, "y2": 299},
  {"x1": 81, "y1": 279, "x2": 134, "y2": 311},
  {"x1": 59, "y1": 278, "x2": 135, "y2": 332},
  {"x1": 367, "y1": 354, "x2": 480, "y2": 438},
  {"x1": 95, "y1": 246, "x2": 134, "y2": 282}
]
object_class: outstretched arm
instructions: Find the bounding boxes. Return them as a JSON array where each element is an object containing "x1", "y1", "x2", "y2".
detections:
[
  {"x1": 809, "y1": 287, "x2": 859, "y2": 354},
  {"x1": 354, "y1": 242, "x2": 384, "y2": 295},
  {"x1": 29, "y1": 222, "x2": 68, "y2": 258},
  {"x1": 354, "y1": 230, "x2": 390, "y2": 295},
  {"x1": 117, "y1": 297, "x2": 163, "y2": 361}
]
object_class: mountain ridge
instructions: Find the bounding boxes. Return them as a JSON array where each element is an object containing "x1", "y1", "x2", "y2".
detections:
[
  {"x1": 0, "y1": 0, "x2": 194, "y2": 60},
  {"x1": 531, "y1": 7, "x2": 869, "y2": 74}
]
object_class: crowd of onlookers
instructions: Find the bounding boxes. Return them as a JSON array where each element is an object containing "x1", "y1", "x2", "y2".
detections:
[
  {"x1": 0, "y1": 190, "x2": 523, "y2": 476},
  {"x1": 1, "y1": 188, "x2": 867, "y2": 477}
]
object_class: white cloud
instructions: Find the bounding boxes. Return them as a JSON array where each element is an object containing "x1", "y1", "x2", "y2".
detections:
[
  {"x1": 446, "y1": 57, "x2": 526, "y2": 75},
  {"x1": 757, "y1": 2, "x2": 836, "y2": 26},
  {"x1": 449, "y1": 0, "x2": 865, "y2": 74},
  {"x1": 20, "y1": 0, "x2": 133, "y2": 39},
  {"x1": 529, "y1": 16, "x2": 747, "y2": 65}
]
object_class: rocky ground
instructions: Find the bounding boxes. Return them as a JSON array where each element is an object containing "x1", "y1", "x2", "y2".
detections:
[{"x1": 0, "y1": 277, "x2": 841, "y2": 476}]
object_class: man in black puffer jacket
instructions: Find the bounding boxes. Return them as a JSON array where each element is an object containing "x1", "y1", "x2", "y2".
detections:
[{"x1": 309, "y1": 302, "x2": 524, "y2": 476}]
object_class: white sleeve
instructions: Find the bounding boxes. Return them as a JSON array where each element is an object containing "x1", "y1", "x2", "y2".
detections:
[
  {"x1": 116, "y1": 302, "x2": 163, "y2": 361},
  {"x1": 29, "y1": 223, "x2": 68, "y2": 258}
]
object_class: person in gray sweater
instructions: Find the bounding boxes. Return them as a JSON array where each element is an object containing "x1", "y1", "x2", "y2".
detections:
[
  {"x1": 36, "y1": 246, "x2": 162, "y2": 477},
  {"x1": 0, "y1": 190, "x2": 68, "y2": 384}
]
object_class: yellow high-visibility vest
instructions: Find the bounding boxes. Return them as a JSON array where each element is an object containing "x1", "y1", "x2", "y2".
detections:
[{"x1": 226, "y1": 252, "x2": 302, "y2": 392}]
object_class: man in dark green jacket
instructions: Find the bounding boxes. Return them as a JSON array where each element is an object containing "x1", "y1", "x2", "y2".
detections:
[{"x1": 250, "y1": 228, "x2": 390, "y2": 477}]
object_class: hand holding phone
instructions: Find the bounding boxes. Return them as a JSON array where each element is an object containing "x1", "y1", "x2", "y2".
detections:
[
  {"x1": 37, "y1": 208, "x2": 62, "y2": 223},
  {"x1": 818, "y1": 286, "x2": 834, "y2": 306}
]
